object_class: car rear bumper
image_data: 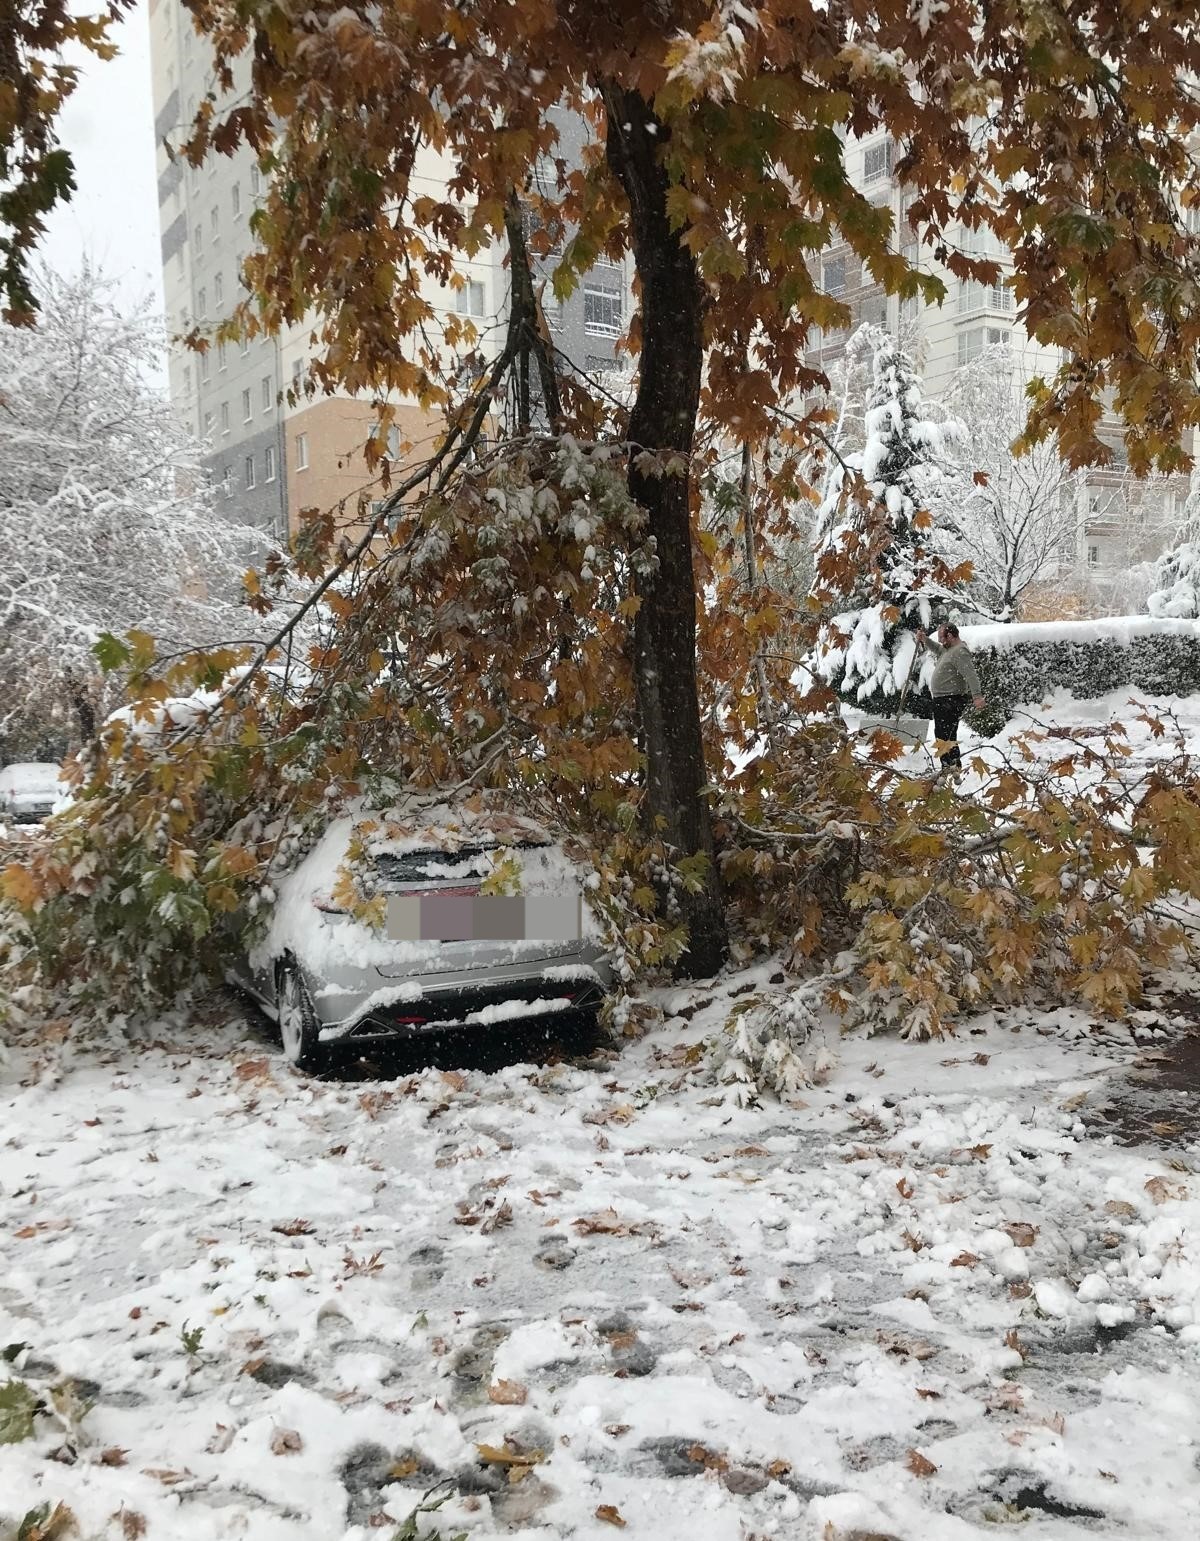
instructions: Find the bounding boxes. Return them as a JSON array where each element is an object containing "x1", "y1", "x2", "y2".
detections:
[{"x1": 319, "y1": 972, "x2": 608, "y2": 1044}]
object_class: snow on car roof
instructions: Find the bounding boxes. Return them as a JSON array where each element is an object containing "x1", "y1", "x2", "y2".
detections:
[{"x1": 0, "y1": 762, "x2": 64, "y2": 790}]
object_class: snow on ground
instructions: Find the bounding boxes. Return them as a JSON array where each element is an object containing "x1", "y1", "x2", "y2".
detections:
[
  {"x1": 5, "y1": 983, "x2": 1200, "y2": 1540},
  {"x1": 850, "y1": 686, "x2": 1200, "y2": 788}
]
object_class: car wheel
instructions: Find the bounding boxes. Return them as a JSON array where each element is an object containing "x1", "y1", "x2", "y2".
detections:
[{"x1": 276, "y1": 961, "x2": 325, "y2": 1072}]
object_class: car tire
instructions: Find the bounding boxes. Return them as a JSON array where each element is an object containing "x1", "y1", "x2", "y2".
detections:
[{"x1": 276, "y1": 961, "x2": 325, "y2": 1072}]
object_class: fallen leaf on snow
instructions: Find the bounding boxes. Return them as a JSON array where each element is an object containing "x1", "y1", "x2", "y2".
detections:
[
  {"x1": 915, "y1": 1387, "x2": 942, "y2": 1400},
  {"x1": 595, "y1": 1505, "x2": 626, "y2": 1528},
  {"x1": 487, "y1": 1379, "x2": 527, "y2": 1405},
  {"x1": 877, "y1": 1330, "x2": 937, "y2": 1362},
  {"x1": 141, "y1": 1468, "x2": 194, "y2": 1486},
  {"x1": 950, "y1": 1252, "x2": 980, "y2": 1268},
  {"x1": 906, "y1": 1448, "x2": 938, "y2": 1477},
  {"x1": 476, "y1": 1442, "x2": 544, "y2": 1467},
  {"x1": 270, "y1": 1428, "x2": 303, "y2": 1455},
  {"x1": 271, "y1": 1219, "x2": 315, "y2": 1236},
  {"x1": 604, "y1": 1424, "x2": 631, "y2": 1438},
  {"x1": 16, "y1": 1503, "x2": 76, "y2": 1541},
  {"x1": 118, "y1": 1512, "x2": 146, "y2": 1541},
  {"x1": 1104, "y1": 1200, "x2": 1137, "y2": 1219},
  {"x1": 99, "y1": 1448, "x2": 128, "y2": 1467},
  {"x1": 1004, "y1": 1222, "x2": 1038, "y2": 1248},
  {"x1": 1146, "y1": 1176, "x2": 1187, "y2": 1205}
]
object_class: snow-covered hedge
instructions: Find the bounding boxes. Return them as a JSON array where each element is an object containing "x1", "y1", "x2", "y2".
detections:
[{"x1": 960, "y1": 616, "x2": 1200, "y2": 725}]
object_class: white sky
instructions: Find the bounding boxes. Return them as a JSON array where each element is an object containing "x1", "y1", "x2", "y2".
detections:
[{"x1": 36, "y1": 1, "x2": 164, "y2": 320}]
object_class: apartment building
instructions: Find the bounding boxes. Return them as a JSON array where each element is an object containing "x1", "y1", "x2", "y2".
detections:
[
  {"x1": 148, "y1": 0, "x2": 287, "y2": 538},
  {"x1": 809, "y1": 132, "x2": 1187, "y2": 593},
  {"x1": 148, "y1": 4, "x2": 630, "y2": 539}
]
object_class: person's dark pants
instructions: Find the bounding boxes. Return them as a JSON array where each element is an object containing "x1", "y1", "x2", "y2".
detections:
[{"x1": 932, "y1": 694, "x2": 969, "y2": 768}]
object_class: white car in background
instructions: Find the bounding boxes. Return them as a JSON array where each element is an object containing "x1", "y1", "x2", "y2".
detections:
[
  {"x1": 0, "y1": 762, "x2": 65, "y2": 825},
  {"x1": 230, "y1": 799, "x2": 613, "y2": 1070}
]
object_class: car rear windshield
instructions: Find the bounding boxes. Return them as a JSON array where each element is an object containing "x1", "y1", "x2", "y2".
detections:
[{"x1": 373, "y1": 840, "x2": 546, "y2": 888}]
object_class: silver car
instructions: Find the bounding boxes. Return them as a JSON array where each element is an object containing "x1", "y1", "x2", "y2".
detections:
[
  {"x1": 231, "y1": 801, "x2": 612, "y2": 1069},
  {"x1": 0, "y1": 762, "x2": 64, "y2": 825}
]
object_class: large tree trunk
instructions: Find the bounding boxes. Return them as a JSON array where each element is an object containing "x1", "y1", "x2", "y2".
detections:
[{"x1": 602, "y1": 83, "x2": 728, "y2": 979}]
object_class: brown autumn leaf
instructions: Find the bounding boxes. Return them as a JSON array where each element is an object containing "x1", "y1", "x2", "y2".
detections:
[
  {"x1": 1004, "y1": 1329, "x2": 1028, "y2": 1360},
  {"x1": 488, "y1": 1379, "x2": 528, "y2": 1405},
  {"x1": 441, "y1": 1069, "x2": 467, "y2": 1092},
  {"x1": 270, "y1": 1427, "x2": 303, "y2": 1455},
  {"x1": 1146, "y1": 1175, "x2": 1187, "y2": 1205},
  {"x1": 476, "y1": 1442, "x2": 544, "y2": 1467},
  {"x1": 906, "y1": 1448, "x2": 938, "y2": 1477},
  {"x1": 99, "y1": 1447, "x2": 128, "y2": 1466},
  {"x1": 915, "y1": 1387, "x2": 942, "y2": 1400},
  {"x1": 119, "y1": 1512, "x2": 146, "y2": 1541},
  {"x1": 877, "y1": 1330, "x2": 937, "y2": 1362},
  {"x1": 896, "y1": 1176, "x2": 914, "y2": 1199},
  {"x1": 950, "y1": 1251, "x2": 980, "y2": 1268},
  {"x1": 141, "y1": 1468, "x2": 194, "y2": 1485},
  {"x1": 1105, "y1": 1199, "x2": 1138, "y2": 1219},
  {"x1": 604, "y1": 1423, "x2": 631, "y2": 1437},
  {"x1": 595, "y1": 1505, "x2": 627, "y2": 1528},
  {"x1": 233, "y1": 1058, "x2": 270, "y2": 1083},
  {"x1": 1004, "y1": 1221, "x2": 1038, "y2": 1248},
  {"x1": 480, "y1": 1199, "x2": 513, "y2": 1235},
  {"x1": 271, "y1": 1218, "x2": 315, "y2": 1236}
]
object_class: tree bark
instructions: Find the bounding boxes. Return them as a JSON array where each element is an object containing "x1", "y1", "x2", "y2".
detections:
[{"x1": 602, "y1": 82, "x2": 728, "y2": 979}]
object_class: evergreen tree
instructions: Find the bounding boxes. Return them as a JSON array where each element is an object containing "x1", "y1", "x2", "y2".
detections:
[
  {"x1": 1147, "y1": 480, "x2": 1200, "y2": 619},
  {"x1": 813, "y1": 340, "x2": 964, "y2": 709}
]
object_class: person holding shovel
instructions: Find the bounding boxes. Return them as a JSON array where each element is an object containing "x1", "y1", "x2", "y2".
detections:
[{"x1": 914, "y1": 622, "x2": 985, "y2": 770}]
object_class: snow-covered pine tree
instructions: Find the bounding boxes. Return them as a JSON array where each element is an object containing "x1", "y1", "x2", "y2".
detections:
[
  {"x1": 1147, "y1": 479, "x2": 1200, "y2": 619},
  {"x1": 813, "y1": 338, "x2": 963, "y2": 710}
]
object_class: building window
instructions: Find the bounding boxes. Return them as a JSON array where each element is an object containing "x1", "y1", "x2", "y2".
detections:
[
  {"x1": 203, "y1": 410, "x2": 213, "y2": 438},
  {"x1": 220, "y1": 402, "x2": 230, "y2": 435},
  {"x1": 583, "y1": 285, "x2": 623, "y2": 337},
  {"x1": 520, "y1": 204, "x2": 563, "y2": 258},
  {"x1": 261, "y1": 374, "x2": 272, "y2": 411},
  {"x1": 222, "y1": 466, "x2": 233, "y2": 498},
  {"x1": 1087, "y1": 543, "x2": 1100, "y2": 566},
  {"x1": 455, "y1": 278, "x2": 486, "y2": 317},
  {"x1": 957, "y1": 277, "x2": 1013, "y2": 314},
  {"x1": 291, "y1": 358, "x2": 303, "y2": 388},
  {"x1": 197, "y1": 286, "x2": 207, "y2": 317},
  {"x1": 183, "y1": 364, "x2": 191, "y2": 396},
  {"x1": 244, "y1": 454, "x2": 256, "y2": 490},
  {"x1": 821, "y1": 255, "x2": 846, "y2": 295},
  {"x1": 264, "y1": 444, "x2": 277, "y2": 482},
  {"x1": 232, "y1": 183, "x2": 241, "y2": 217},
  {"x1": 296, "y1": 433, "x2": 309, "y2": 470},
  {"x1": 193, "y1": 222, "x2": 202, "y2": 253},
  {"x1": 200, "y1": 350, "x2": 210, "y2": 384},
  {"x1": 240, "y1": 335, "x2": 251, "y2": 357},
  {"x1": 210, "y1": 207, "x2": 219, "y2": 242},
  {"x1": 863, "y1": 139, "x2": 893, "y2": 184},
  {"x1": 371, "y1": 421, "x2": 402, "y2": 458},
  {"x1": 217, "y1": 339, "x2": 227, "y2": 370},
  {"x1": 214, "y1": 273, "x2": 223, "y2": 307},
  {"x1": 250, "y1": 165, "x2": 261, "y2": 197},
  {"x1": 241, "y1": 387, "x2": 252, "y2": 421},
  {"x1": 957, "y1": 326, "x2": 1010, "y2": 366}
]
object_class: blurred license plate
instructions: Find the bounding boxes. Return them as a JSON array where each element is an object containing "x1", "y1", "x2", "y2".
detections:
[{"x1": 386, "y1": 892, "x2": 582, "y2": 942}]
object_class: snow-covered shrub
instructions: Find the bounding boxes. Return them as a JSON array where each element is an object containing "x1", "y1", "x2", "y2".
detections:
[
  {"x1": 963, "y1": 617, "x2": 1200, "y2": 724},
  {"x1": 711, "y1": 985, "x2": 834, "y2": 1103}
]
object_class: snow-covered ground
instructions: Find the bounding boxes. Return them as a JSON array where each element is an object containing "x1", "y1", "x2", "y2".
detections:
[{"x1": 5, "y1": 978, "x2": 1200, "y2": 1540}]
